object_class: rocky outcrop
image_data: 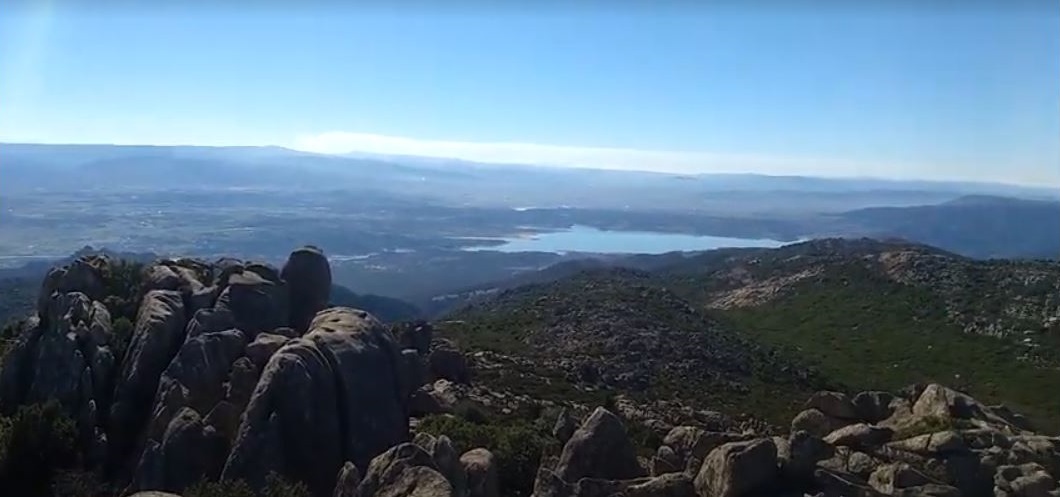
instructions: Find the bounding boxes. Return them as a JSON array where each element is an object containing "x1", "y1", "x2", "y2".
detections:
[
  {"x1": 429, "y1": 341, "x2": 470, "y2": 385},
  {"x1": 0, "y1": 289, "x2": 115, "y2": 465},
  {"x1": 395, "y1": 321, "x2": 433, "y2": 355},
  {"x1": 223, "y1": 307, "x2": 408, "y2": 497},
  {"x1": 461, "y1": 448, "x2": 499, "y2": 497},
  {"x1": 281, "y1": 246, "x2": 332, "y2": 334},
  {"x1": 216, "y1": 268, "x2": 289, "y2": 337},
  {"x1": 554, "y1": 407, "x2": 645, "y2": 482},
  {"x1": 357, "y1": 443, "x2": 453, "y2": 497},
  {"x1": 334, "y1": 461, "x2": 361, "y2": 497},
  {"x1": 36, "y1": 255, "x2": 108, "y2": 321},
  {"x1": 792, "y1": 408, "x2": 850, "y2": 438},
  {"x1": 109, "y1": 289, "x2": 188, "y2": 468},
  {"x1": 693, "y1": 438, "x2": 777, "y2": 497},
  {"x1": 131, "y1": 330, "x2": 248, "y2": 493}
]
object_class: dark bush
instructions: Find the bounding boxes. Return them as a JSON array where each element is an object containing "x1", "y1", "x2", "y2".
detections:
[
  {"x1": 184, "y1": 473, "x2": 311, "y2": 497},
  {"x1": 0, "y1": 401, "x2": 80, "y2": 496}
]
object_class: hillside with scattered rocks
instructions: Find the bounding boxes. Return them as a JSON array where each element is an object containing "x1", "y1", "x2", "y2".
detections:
[{"x1": 0, "y1": 244, "x2": 1058, "y2": 497}]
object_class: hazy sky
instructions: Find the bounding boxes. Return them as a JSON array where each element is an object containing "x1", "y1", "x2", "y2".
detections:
[{"x1": 1, "y1": 2, "x2": 1057, "y2": 185}]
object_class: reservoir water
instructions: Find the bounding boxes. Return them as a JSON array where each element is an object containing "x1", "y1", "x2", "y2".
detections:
[{"x1": 467, "y1": 225, "x2": 790, "y2": 254}]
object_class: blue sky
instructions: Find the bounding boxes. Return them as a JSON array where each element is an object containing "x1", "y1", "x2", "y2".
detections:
[{"x1": 1, "y1": 2, "x2": 1057, "y2": 185}]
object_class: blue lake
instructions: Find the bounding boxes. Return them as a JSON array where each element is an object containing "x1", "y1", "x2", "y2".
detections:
[{"x1": 467, "y1": 225, "x2": 790, "y2": 254}]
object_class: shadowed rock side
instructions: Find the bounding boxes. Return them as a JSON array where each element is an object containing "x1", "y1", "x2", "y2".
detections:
[{"x1": 222, "y1": 306, "x2": 409, "y2": 496}]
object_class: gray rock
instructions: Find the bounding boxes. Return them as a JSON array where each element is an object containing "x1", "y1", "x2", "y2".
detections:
[
  {"x1": 282, "y1": 246, "x2": 332, "y2": 333},
  {"x1": 824, "y1": 423, "x2": 894, "y2": 449},
  {"x1": 853, "y1": 391, "x2": 897, "y2": 424},
  {"x1": 185, "y1": 307, "x2": 236, "y2": 339},
  {"x1": 246, "y1": 332, "x2": 291, "y2": 370},
  {"x1": 868, "y1": 463, "x2": 933, "y2": 494},
  {"x1": 887, "y1": 430, "x2": 967, "y2": 455},
  {"x1": 134, "y1": 329, "x2": 247, "y2": 485},
  {"x1": 334, "y1": 461, "x2": 362, "y2": 497},
  {"x1": 429, "y1": 346, "x2": 470, "y2": 384},
  {"x1": 553, "y1": 409, "x2": 579, "y2": 444},
  {"x1": 650, "y1": 445, "x2": 682, "y2": 476},
  {"x1": 132, "y1": 407, "x2": 227, "y2": 493},
  {"x1": 555, "y1": 407, "x2": 646, "y2": 482},
  {"x1": 376, "y1": 466, "x2": 453, "y2": 497},
  {"x1": 401, "y1": 349, "x2": 427, "y2": 396},
  {"x1": 792, "y1": 408, "x2": 849, "y2": 438},
  {"x1": 110, "y1": 289, "x2": 188, "y2": 467},
  {"x1": 36, "y1": 255, "x2": 108, "y2": 321},
  {"x1": 219, "y1": 268, "x2": 289, "y2": 337},
  {"x1": 783, "y1": 430, "x2": 833, "y2": 480},
  {"x1": 356, "y1": 443, "x2": 441, "y2": 497},
  {"x1": 423, "y1": 435, "x2": 466, "y2": 497},
  {"x1": 223, "y1": 307, "x2": 408, "y2": 497},
  {"x1": 693, "y1": 438, "x2": 777, "y2": 497},
  {"x1": 806, "y1": 391, "x2": 859, "y2": 420},
  {"x1": 395, "y1": 321, "x2": 433, "y2": 355},
  {"x1": 814, "y1": 468, "x2": 885, "y2": 497},
  {"x1": 660, "y1": 426, "x2": 754, "y2": 475},
  {"x1": 625, "y1": 473, "x2": 696, "y2": 497},
  {"x1": 461, "y1": 448, "x2": 499, "y2": 497}
]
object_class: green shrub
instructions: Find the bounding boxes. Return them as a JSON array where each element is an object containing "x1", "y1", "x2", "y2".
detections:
[
  {"x1": 418, "y1": 415, "x2": 552, "y2": 497},
  {"x1": 0, "y1": 401, "x2": 80, "y2": 496},
  {"x1": 51, "y1": 469, "x2": 114, "y2": 497}
]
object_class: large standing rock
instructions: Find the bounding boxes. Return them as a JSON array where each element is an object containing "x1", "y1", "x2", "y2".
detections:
[
  {"x1": 36, "y1": 255, "x2": 108, "y2": 321},
  {"x1": 782, "y1": 430, "x2": 834, "y2": 480},
  {"x1": 912, "y1": 384, "x2": 1015, "y2": 428},
  {"x1": 659, "y1": 427, "x2": 754, "y2": 475},
  {"x1": 217, "y1": 268, "x2": 289, "y2": 337},
  {"x1": 132, "y1": 330, "x2": 248, "y2": 489},
  {"x1": 428, "y1": 343, "x2": 470, "y2": 384},
  {"x1": 461, "y1": 448, "x2": 499, "y2": 497},
  {"x1": 0, "y1": 291, "x2": 115, "y2": 465},
  {"x1": 223, "y1": 307, "x2": 408, "y2": 497},
  {"x1": 422, "y1": 435, "x2": 466, "y2": 497},
  {"x1": 281, "y1": 246, "x2": 332, "y2": 333},
  {"x1": 132, "y1": 407, "x2": 227, "y2": 493},
  {"x1": 553, "y1": 409, "x2": 579, "y2": 444},
  {"x1": 555, "y1": 407, "x2": 646, "y2": 482},
  {"x1": 693, "y1": 438, "x2": 778, "y2": 497},
  {"x1": 395, "y1": 321, "x2": 433, "y2": 355},
  {"x1": 110, "y1": 290, "x2": 187, "y2": 468}
]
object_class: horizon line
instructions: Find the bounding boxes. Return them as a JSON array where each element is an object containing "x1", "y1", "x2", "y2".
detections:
[{"x1": 2, "y1": 136, "x2": 1057, "y2": 191}]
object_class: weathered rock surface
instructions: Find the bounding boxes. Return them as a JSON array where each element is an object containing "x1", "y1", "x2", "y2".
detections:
[
  {"x1": 281, "y1": 246, "x2": 332, "y2": 333},
  {"x1": 555, "y1": 407, "x2": 646, "y2": 482},
  {"x1": 223, "y1": 307, "x2": 408, "y2": 497},
  {"x1": 461, "y1": 448, "x2": 499, "y2": 497},
  {"x1": 693, "y1": 438, "x2": 777, "y2": 497},
  {"x1": 110, "y1": 289, "x2": 187, "y2": 468},
  {"x1": 357, "y1": 443, "x2": 452, "y2": 497},
  {"x1": 792, "y1": 408, "x2": 850, "y2": 439},
  {"x1": 824, "y1": 423, "x2": 894, "y2": 449}
]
